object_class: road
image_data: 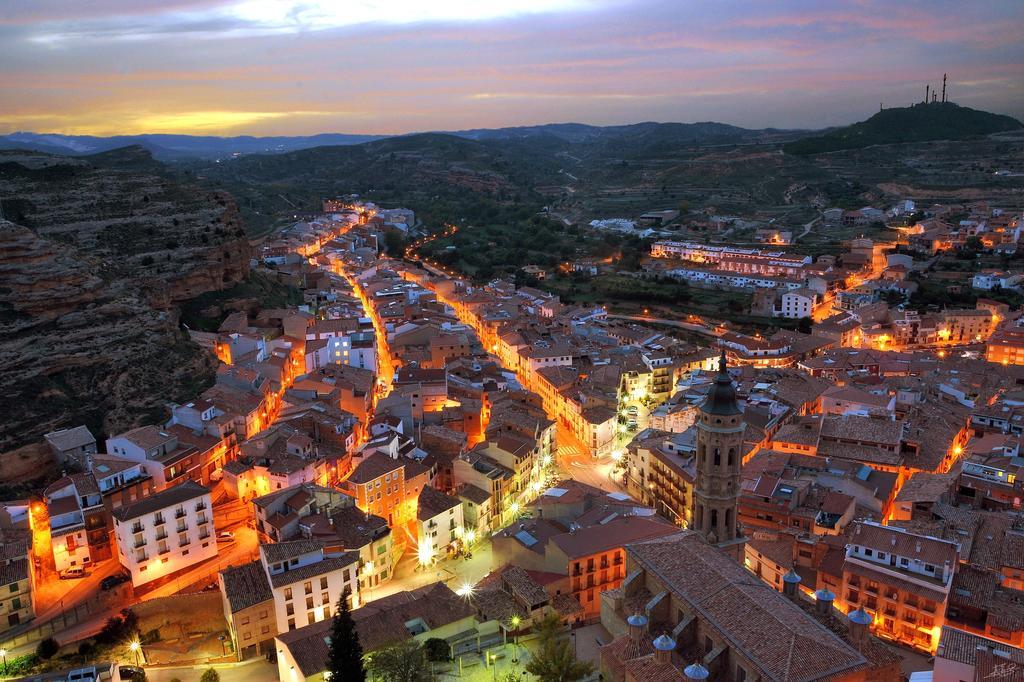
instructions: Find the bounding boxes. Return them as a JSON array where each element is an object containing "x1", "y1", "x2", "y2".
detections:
[{"x1": 606, "y1": 314, "x2": 723, "y2": 338}]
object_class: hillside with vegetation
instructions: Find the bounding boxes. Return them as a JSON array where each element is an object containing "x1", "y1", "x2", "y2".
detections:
[{"x1": 784, "y1": 102, "x2": 1022, "y2": 155}]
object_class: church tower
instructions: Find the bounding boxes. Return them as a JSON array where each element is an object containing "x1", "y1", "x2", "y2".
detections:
[{"x1": 693, "y1": 351, "x2": 745, "y2": 562}]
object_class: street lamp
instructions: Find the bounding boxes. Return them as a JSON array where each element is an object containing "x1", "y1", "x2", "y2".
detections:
[
  {"x1": 1, "y1": 647, "x2": 7, "y2": 675},
  {"x1": 128, "y1": 639, "x2": 141, "y2": 666}
]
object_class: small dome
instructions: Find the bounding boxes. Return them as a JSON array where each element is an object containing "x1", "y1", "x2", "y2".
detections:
[
  {"x1": 627, "y1": 613, "x2": 648, "y2": 627},
  {"x1": 814, "y1": 588, "x2": 835, "y2": 602},
  {"x1": 783, "y1": 569, "x2": 802, "y2": 584},
  {"x1": 700, "y1": 352, "x2": 742, "y2": 416},
  {"x1": 652, "y1": 634, "x2": 675, "y2": 651},
  {"x1": 848, "y1": 608, "x2": 872, "y2": 625},
  {"x1": 684, "y1": 663, "x2": 710, "y2": 680}
]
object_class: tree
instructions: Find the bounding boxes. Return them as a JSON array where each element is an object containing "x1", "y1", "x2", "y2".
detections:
[
  {"x1": 525, "y1": 612, "x2": 594, "y2": 682},
  {"x1": 325, "y1": 591, "x2": 365, "y2": 682},
  {"x1": 200, "y1": 669, "x2": 220, "y2": 682},
  {"x1": 796, "y1": 316, "x2": 813, "y2": 334},
  {"x1": 365, "y1": 640, "x2": 429, "y2": 682},
  {"x1": 422, "y1": 638, "x2": 450, "y2": 663},
  {"x1": 36, "y1": 637, "x2": 59, "y2": 659}
]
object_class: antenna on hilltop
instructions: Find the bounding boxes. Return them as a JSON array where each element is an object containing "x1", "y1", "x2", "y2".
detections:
[
  {"x1": 942, "y1": 73, "x2": 948, "y2": 103},
  {"x1": 925, "y1": 84, "x2": 929, "y2": 104}
]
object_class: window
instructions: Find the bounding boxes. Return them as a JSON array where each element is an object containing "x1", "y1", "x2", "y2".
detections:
[
  {"x1": 308, "y1": 613, "x2": 316, "y2": 625},
  {"x1": 320, "y1": 577, "x2": 328, "y2": 590},
  {"x1": 306, "y1": 597, "x2": 314, "y2": 609},
  {"x1": 243, "y1": 632, "x2": 252, "y2": 641},
  {"x1": 259, "y1": 610, "x2": 268, "y2": 619},
  {"x1": 284, "y1": 588, "x2": 293, "y2": 601},
  {"x1": 287, "y1": 618, "x2": 295, "y2": 631},
  {"x1": 261, "y1": 625, "x2": 270, "y2": 634},
  {"x1": 241, "y1": 616, "x2": 250, "y2": 626},
  {"x1": 322, "y1": 592, "x2": 330, "y2": 605},
  {"x1": 864, "y1": 549, "x2": 873, "y2": 557},
  {"x1": 304, "y1": 581, "x2": 312, "y2": 594},
  {"x1": 286, "y1": 604, "x2": 294, "y2": 616}
]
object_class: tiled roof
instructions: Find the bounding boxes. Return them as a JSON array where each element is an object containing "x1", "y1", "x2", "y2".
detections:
[
  {"x1": 220, "y1": 560, "x2": 273, "y2": 613},
  {"x1": 112, "y1": 480, "x2": 209, "y2": 522},
  {"x1": 936, "y1": 626, "x2": 1024, "y2": 666},
  {"x1": 850, "y1": 521, "x2": 959, "y2": 566},
  {"x1": 0, "y1": 557, "x2": 30, "y2": 587},
  {"x1": 417, "y1": 486, "x2": 461, "y2": 521},
  {"x1": 346, "y1": 452, "x2": 403, "y2": 485},
  {"x1": 44, "y1": 426, "x2": 95, "y2": 451},
  {"x1": 269, "y1": 552, "x2": 359, "y2": 589},
  {"x1": 627, "y1": 532, "x2": 868, "y2": 682},
  {"x1": 260, "y1": 539, "x2": 323, "y2": 565},
  {"x1": 328, "y1": 506, "x2": 390, "y2": 549}
]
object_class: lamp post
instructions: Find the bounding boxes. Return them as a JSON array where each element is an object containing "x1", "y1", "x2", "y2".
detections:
[
  {"x1": 129, "y1": 640, "x2": 141, "y2": 667},
  {"x1": 509, "y1": 616, "x2": 521, "y2": 664},
  {"x1": 1, "y1": 647, "x2": 7, "y2": 675}
]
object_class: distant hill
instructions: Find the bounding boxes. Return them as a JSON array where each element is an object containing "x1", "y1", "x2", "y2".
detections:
[
  {"x1": 0, "y1": 132, "x2": 384, "y2": 160},
  {"x1": 1, "y1": 120, "x2": 802, "y2": 161},
  {"x1": 784, "y1": 102, "x2": 1023, "y2": 155}
]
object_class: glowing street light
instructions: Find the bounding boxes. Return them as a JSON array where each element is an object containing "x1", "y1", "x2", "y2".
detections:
[
  {"x1": 417, "y1": 543, "x2": 434, "y2": 567},
  {"x1": 456, "y1": 582, "x2": 475, "y2": 598},
  {"x1": 128, "y1": 640, "x2": 141, "y2": 666},
  {"x1": 463, "y1": 529, "x2": 476, "y2": 544}
]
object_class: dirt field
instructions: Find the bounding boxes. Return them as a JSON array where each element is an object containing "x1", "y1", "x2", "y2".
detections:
[{"x1": 0, "y1": 442, "x2": 58, "y2": 485}]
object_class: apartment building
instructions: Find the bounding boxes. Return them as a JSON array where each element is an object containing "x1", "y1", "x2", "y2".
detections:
[
  {"x1": 0, "y1": 532, "x2": 33, "y2": 633},
  {"x1": 341, "y1": 453, "x2": 430, "y2": 526},
  {"x1": 840, "y1": 521, "x2": 959, "y2": 653},
  {"x1": 112, "y1": 480, "x2": 217, "y2": 587},
  {"x1": 416, "y1": 486, "x2": 465, "y2": 563},
  {"x1": 260, "y1": 540, "x2": 360, "y2": 632},
  {"x1": 624, "y1": 429, "x2": 695, "y2": 528}
]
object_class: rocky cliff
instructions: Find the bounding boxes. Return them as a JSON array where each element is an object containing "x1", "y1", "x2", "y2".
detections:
[{"x1": 0, "y1": 147, "x2": 252, "y2": 451}]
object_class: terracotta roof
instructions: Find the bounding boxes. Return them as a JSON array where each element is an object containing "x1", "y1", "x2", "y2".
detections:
[
  {"x1": 417, "y1": 486, "x2": 461, "y2": 521},
  {"x1": 0, "y1": 557, "x2": 30, "y2": 587},
  {"x1": 550, "y1": 515, "x2": 677, "y2": 559},
  {"x1": 112, "y1": 480, "x2": 209, "y2": 522},
  {"x1": 260, "y1": 539, "x2": 323, "y2": 565},
  {"x1": 627, "y1": 532, "x2": 868, "y2": 682},
  {"x1": 850, "y1": 521, "x2": 959, "y2": 566},
  {"x1": 268, "y1": 552, "x2": 359, "y2": 589},
  {"x1": 936, "y1": 626, "x2": 1024, "y2": 666},
  {"x1": 843, "y1": 561, "x2": 947, "y2": 603},
  {"x1": 220, "y1": 560, "x2": 273, "y2": 613},
  {"x1": 327, "y1": 506, "x2": 390, "y2": 548},
  {"x1": 347, "y1": 452, "x2": 404, "y2": 485}
]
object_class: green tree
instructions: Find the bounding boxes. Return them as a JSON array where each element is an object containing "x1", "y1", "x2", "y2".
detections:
[
  {"x1": 200, "y1": 669, "x2": 220, "y2": 682},
  {"x1": 422, "y1": 638, "x2": 450, "y2": 663},
  {"x1": 36, "y1": 637, "x2": 59, "y2": 659},
  {"x1": 325, "y1": 591, "x2": 365, "y2": 682},
  {"x1": 525, "y1": 612, "x2": 594, "y2": 682},
  {"x1": 796, "y1": 316, "x2": 813, "y2": 334},
  {"x1": 365, "y1": 640, "x2": 429, "y2": 682}
]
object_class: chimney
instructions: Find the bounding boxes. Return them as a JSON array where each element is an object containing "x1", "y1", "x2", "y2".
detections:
[
  {"x1": 782, "y1": 569, "x2": 802, "y2": 599},
  {"x1": 652, "y1": 634, "x2": 675, "y2": 664},
  {"x1": 684, "y1": 663, "x2": 710, "y2": 680},
  {"x1": 627, "y1": 614, "x2": 648, "y2": 642},
  {"x1": 814, "y1": 588, "x2": 835, "y2": 620},
  {"x1": 848, "y1": 608, "x2": 871, "y2": 649}
]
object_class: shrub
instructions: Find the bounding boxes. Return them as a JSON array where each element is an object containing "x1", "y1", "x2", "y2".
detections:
[
  {"x1": 36, "y1": 637, "x2": 59, "y2": 659},
  {"x1": 200, "y1": 669, "x2": 220, "y2": 682}
]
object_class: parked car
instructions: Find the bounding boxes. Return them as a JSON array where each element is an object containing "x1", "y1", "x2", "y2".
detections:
[
  {"x1": 218, "y1": 530, "x2": 235, "y2": 542},
  {"x1": 101, "y1": 572, "x2": 131, "y2": 591},
  {"x1": 627, "y1": 419, "x2": 638, "y2": 431},
  {"x1": 626, "y1": 405, "x2": 639, "y2": 416},
  {"x1": 60, "y1": 567, "x2": 86, "y2": 580}
]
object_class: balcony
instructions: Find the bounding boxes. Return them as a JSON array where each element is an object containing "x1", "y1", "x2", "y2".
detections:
[
  {"x1": 135, "y1": 552, "x2": 149, "y2": 562},
  {"x1": 175, "y1": 509, "x2": 187, "y2": 519},
  {"x1": 195, "y1": 502, "x2": 207, "y2": 512},
  {"x1": 131, "y1": 524, "x2": 144, "y2": 534},
  {"x1": 179, "y1": 539, "x2": 191, "y2": 548},
  {"x1": 176, "y1": 523, "x2": 187, "y2": 533},
  {"x1": 153, "y1": 516, "x2": 165, "y2": 526},
  {"x1": 133, "y1": 539, "x2": 147, "y2": 549},
  {"x1": 155, "y1": 532, "x2": 168, "y2": 542},
  {"x1": 158, "y1": 546, "x2": 170, "y2": 556}
]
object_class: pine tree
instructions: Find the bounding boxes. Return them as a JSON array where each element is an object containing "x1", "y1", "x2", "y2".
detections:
[{"x1": 325, "y1": 590, "x2": 365, "y2": 682}]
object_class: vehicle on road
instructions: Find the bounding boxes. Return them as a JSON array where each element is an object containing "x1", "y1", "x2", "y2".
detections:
[
  {"x1": 60, "y1": 567, "x2": 86, "y2": 579},
  {"x1": 218, "y1": 531, "x2": 235, "y2": 542},
  {"x1": 626, "y1": 405, "x2": 639, "y2": 416},
  {"x1": 100, "y1": 572, "x2": 131, "y2": 590},
  {"x1": 627, "y1": 419, "x2": 638, "y2": 431}
]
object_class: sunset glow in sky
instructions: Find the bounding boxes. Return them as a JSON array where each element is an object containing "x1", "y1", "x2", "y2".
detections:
[{"x1": 2, "y1": 0, "x2": 1022, "y2": 136}]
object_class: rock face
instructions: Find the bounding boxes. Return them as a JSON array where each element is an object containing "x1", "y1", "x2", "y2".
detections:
[{"x1": 0, "y1": 147, "x2": 252, "y2": 451}]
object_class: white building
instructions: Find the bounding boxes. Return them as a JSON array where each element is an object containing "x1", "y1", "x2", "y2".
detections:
[
  {"x1": 416, "y1": 487, "x2": 465, "y2": 563},
  {"x1": 112, "y1": 480, "x2": 216, "y2": 587},
  {"x1": 776, "y1": 288, "x2": 816, "y2": 319},
  {"x1": 972, "y1": 270, "x2": 1021, "y2": 291},
  {"x1": 259, "y1": 540, "x2": 360, "y2": 632}
]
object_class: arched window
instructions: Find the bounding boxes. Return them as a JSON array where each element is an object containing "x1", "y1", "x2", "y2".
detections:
[
  {"x1": 710, "y1": 508, "x2": 719, "y2": 531},
  {"x1": 725, "y1": 509, "x2": 733, "y2": 537},
  {"x1": 713, "y1": 448, "x2": 721, "y2": 466},
  {"x1": 727, "y1": 448, "x2": 736, "y2": 466}
]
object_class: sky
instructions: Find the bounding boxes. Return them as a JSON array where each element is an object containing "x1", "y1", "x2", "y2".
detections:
[{"x1": 1, "y1": 0, "x2": 1022, "y2": 137}]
